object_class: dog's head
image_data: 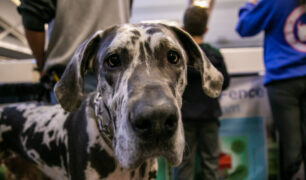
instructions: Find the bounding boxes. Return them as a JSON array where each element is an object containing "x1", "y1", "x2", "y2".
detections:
[{"x1": 54, "y1": 23, "x2": 223, "y2": 169}]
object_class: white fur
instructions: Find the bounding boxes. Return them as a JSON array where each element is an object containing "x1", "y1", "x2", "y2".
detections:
[{"x1": 12, "y1": 104, "x2": 69, "y2": 178}]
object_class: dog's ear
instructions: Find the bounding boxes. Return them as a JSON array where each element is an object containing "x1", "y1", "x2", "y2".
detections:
[
  {"x1": 165, "y1": 24, "x2": 224, "y2": 98},
  {"x1": 54, "y1": 30, "x2": 103, "y2": 112}
]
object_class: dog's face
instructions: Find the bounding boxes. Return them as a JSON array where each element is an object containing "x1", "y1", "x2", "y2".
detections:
[{"x1": 54, "y1": 23, "x2": 223, "y2": 169}]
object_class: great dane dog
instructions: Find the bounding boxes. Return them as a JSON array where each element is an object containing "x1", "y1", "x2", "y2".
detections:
[{"x1": 0, "y1": 23, "x2": 223, "y2": 180}]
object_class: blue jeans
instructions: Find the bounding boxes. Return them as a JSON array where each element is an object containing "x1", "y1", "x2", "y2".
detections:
[{"x1": 266, "y1": 77, "x2": 306, "y2": 179}]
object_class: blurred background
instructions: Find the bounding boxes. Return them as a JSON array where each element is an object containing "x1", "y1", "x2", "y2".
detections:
[{"x1": 0, "y1": 0, "x2": 293, "y2": 180}]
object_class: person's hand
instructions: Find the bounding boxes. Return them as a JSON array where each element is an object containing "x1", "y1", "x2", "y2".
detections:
[
  {"x1": 39, "y1": 70, "x2": 45, "y2": 78},
  {"x1": 248, "y1": 0, "x2": 258, "y2": 4}
]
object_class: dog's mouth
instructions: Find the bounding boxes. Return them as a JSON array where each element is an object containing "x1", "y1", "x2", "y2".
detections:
[
  {"x1": 118, "y1": 142, "x2": 183, "y2": 169},
  {"x1": 138, "y1": 139, "x2": 184, "y2": 166},
  {"x1": 114, "y1": 123, "x2": 185, "y2": 169}
]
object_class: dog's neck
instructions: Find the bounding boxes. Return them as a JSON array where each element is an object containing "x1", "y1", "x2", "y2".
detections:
[{"x1": 92, "y1": 93, "x2": 158, "y2": 177}]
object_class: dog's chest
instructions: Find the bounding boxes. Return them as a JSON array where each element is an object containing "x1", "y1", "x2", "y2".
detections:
[
  {"x1": 84, "y1": 166, "x2": 137, "y2": 180},
  {"x1": 84, "y1": 159, "x2": 158, "y2": 180}
]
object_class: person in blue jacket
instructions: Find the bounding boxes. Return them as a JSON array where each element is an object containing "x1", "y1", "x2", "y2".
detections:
[{"x1": 236, "y1": 0, "x2": 306, "y2": 179}]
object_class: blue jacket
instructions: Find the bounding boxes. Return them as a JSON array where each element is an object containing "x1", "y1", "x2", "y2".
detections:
[{"x1": 236, "y1": 0, "x2": 306, "y2": 84}]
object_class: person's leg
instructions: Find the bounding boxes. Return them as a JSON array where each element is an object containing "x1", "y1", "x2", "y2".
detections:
[
  {"x1": 197, "y1": 119, "x2": 219, "y2": 180},
  {"x1": 300, "y1": 78, "x2": 306, "y2": 176},
  {"x1": 267, "y1": 79, "x2": 305, "y2": 180},
  {"x1": 175, "y1": 122, "x2": 197, "y2": 180}
]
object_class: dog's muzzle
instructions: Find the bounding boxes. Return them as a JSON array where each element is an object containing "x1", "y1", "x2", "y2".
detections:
[
  {"x1": 129, "y1": 99, "x2": 178, "y2": 140},
  {"x1": 128, "y1": 83, "x2": 179, "y2": 141}
]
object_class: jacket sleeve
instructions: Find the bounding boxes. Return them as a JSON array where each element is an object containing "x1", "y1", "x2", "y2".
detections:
[
  {"x1": 219, "y1": 56, "x2": 230, "y2": 90},
  {"x1": 17, "y1": 0, "x2": 56, "y2": 32},
  {"x1": 235, "y1": 0, "x2": 275, "y2": 37},
  {"x1": 212, "y1": 52, "x2": 230, "y2": 90}
]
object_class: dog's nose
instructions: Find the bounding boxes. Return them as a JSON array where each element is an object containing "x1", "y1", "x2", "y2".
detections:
[{"x1": 129, "y1": 101, "x2": 178, "y2": 139}]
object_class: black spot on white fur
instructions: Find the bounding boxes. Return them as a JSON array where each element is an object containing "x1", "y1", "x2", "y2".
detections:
[
  {"x1": 139, "y1": 42, "x2": 146, "y2": 61},
  {"x1": 144, "y1": 42, "x2": 153, "y2": 56},
  {"x1": 146, "y1": 28, "x2": 162, "y2": 35},
  {"x1": 89, "y1": 144, "x2": 116, "y2": 178}
]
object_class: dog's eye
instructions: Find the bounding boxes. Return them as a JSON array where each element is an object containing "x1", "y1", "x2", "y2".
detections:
[
  {"x1": 106, "y1": 54, "x2": 121, "y2": 68},
  {"x1": 167, "y1": 51, "x2": 180, "y2": 64}
]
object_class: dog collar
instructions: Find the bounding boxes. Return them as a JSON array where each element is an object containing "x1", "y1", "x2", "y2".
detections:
[{"x1": 94, "y1": 93, "x2": 113, "y2": 148}]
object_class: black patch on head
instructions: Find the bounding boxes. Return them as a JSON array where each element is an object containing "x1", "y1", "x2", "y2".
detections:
[
  {"x1": 89, "y1": 144, "x2": 116, "y2": 178},
  {"x1": 101, "y1": 26, "x2": 118, "y2": 46},
  {"x1": 131, "y1": 30, "x2": 141, "y2": 36},
  {"x1": 153, "y1": 41, "x2": 167, "y2": 66},
  {"x1": 131, "y1": 36, "x2": 139, "y2": 45},
  {"x1": 146, "y1": 28, "x2": 162, "y2": 35},
  {"x1": 144, "y1": 42, "x2": 153, "y2": 57},
  {"x1": 90, "y1": 25, "x2": 118, "y2": 71},
  {"x1": 130, "y1": 30, "x2": 141, "y2": 44},
  {"x1": 140, "y1": 162, "x2": 147, "y2": 177},
  {"x1": 139, "y1": 42, "x2": 146, "y2": 61},
  {"x1": 97, "y1": 25, "x2": 120, "y2": 72}
]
